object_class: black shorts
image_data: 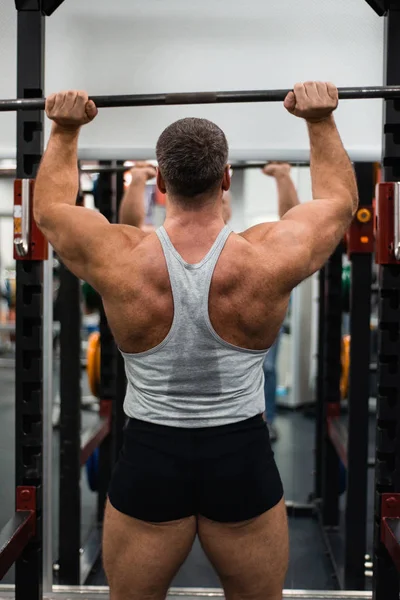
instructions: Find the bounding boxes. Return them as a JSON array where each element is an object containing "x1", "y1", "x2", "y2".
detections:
[{"x1": 108, "y1": 414, "x2": 283, "y2": 523}]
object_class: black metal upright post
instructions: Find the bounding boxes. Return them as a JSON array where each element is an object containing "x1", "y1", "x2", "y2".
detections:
[
  {"x1": 374, "y1": 6, "x2": 400, "y2": 600},
  {"x1": 15, "y1": 8, "x2": 45, "y2": 600},
  {"x1": 314, "y1": 267, "x2": 326, "y2": 500},
  {"x1": 344, "y1": 163, "x2": 374, "y2": 589},
  {"x1": 113, "y1": 166, "x2": 127, "y2": 464},
  {"x1": 58, "y1": 253, "x2": 82, "y2": 584},
  {"x1": 321, "y1": 246, "x2": 343, "y2": 526},
  {"x1": 96, "y1": 165, "x2": 118, "y2": 521}
]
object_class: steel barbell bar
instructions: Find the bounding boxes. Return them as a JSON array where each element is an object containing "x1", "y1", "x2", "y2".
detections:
[
  {"x1": 0, "y1": 86, "x2": 399, "y2": 112},
  {"x1": 0, "y1": 161, "x2": 309, "y2": 178},
  {"x1": 79, "y1": 161, "x2": 309, "y2": 174}
]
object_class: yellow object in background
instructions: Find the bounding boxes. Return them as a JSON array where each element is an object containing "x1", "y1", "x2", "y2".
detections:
[
  {"x1": 87, "y1": 331, "x2": 101, "y2": 398},
  {"x1": 340, "y1": 335, "x2": 351, "y2": 400}
]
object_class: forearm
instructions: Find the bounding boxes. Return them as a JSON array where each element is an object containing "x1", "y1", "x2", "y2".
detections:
[
  {"x1": 307, "y1": 116, "x2": 358, "y2": 215},
  {"x1": 34, "y1": 125, "x2": 80, "y2": 227},
  {"x1": 275, "y1": 175, "x2": 300, "y2": 218},
  {"x1": 118, "y1": 175, "x2": 147, "y2": 227}
]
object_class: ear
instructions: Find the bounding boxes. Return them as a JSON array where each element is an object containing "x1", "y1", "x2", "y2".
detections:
[
  {"x1": 157, "y1": 168, "x2": 167, "y2": 194},
  {"x1": 222, "y1": 165, "x2": 231, "y2": 192}
]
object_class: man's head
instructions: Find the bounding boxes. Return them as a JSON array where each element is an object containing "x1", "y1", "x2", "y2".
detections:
[{"x1": 156, "y1": 117, "x2": 230, "y2": 204}]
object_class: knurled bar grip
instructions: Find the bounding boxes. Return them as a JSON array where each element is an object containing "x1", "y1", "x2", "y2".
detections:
[{"x1": 1, "y1": 85, "x2": 400, "y2": 111}]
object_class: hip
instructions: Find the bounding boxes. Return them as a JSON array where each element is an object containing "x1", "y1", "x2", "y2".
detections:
[{"x1": 109, "y1": 413, "x2": 283, "y2": 522}]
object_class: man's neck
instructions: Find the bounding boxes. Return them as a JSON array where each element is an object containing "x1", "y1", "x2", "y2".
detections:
[{"x1": 164, "y1": 195, "x2": 225, "y2": 230}]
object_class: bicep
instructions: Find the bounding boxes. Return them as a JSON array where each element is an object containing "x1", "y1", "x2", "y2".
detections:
[
  {"x1": 281, "y1": 199, "x2": 353, "y2": 273},
  {"x1": 243, "y1": 198, "x2": 352, "y2": 292}
]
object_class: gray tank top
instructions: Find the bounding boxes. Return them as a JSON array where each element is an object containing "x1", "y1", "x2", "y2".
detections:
[{"x1": 121, "y1": 224, "x2": 269, "y2": 428}]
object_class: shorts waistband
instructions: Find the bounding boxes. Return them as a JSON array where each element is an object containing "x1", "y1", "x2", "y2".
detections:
[{"x1": 126, "y1": 414, "x2": 265, "y2": 435}]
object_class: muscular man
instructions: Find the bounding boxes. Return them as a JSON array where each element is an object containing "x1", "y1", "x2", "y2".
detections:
[
  {"x1": 34, "y1": 82, "x2": 358, "y2": 600},
  {"x1": 120, "y1": 162, "x2": 232, "y2": 227},
  {"x1": 262, "y1": 162, "x2": 300, "y2": 441}
]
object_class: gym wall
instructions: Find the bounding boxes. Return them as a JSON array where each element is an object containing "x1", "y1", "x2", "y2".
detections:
[
  {"x1": 0, "y1": 0, "x2": 385, "y2": 162},
  {"x1": 0, "y1": 4, "x2": 17, "y2": 161},
  {"x1": 243, "y1": 166, "x2": 312, "y2": 227}
]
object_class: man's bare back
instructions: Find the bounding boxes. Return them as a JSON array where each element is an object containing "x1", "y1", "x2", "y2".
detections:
[{"x1": 99, "y1": 223, "x2": 288, "y2": 354}]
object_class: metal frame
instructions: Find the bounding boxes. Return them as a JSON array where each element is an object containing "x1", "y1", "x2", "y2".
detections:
[
  {"x1": 315, "y1": 167, "x2": 375, "y2": 590},
  {"x1": 113, "y1": 165, "x2": 127, "y2": 464},
  {"x1": 314, "y1": 268, "x2": 326, "y2": 500},
  {"x1": 95, "y1": 164, "x2": 117, "y2": 523},
  {"x1": 79, "y1": 161, "x2": 310, "y2": 174},
  {"x1": 58, "y1": 257, "x2": 82, "y2": 584},
  {"x1": 373, "y1": 7, "x2": 400, "y2": 600},
  {"x1": 0, "y1": 487, "x2": 36, "y2": 581},
  {"x1": 290, "y1": 276, "x2": 314, "y2": 408},
  {"x1": 316, "y1": 165, "x2": 376, "y2": 589},
  {"x1": 2, "y1": 85, "x2": 400, "y2": 112},
  {"x1": 343, "y1": 163, "x2": 374, "y2": 589},
  {"x1": 381, "y1": 494, "x2": 400, "y2": 572},
  {"x1": 42, "y1": 246, "x2": 53, "y2": 593},
  {"x1": 320, "y1": 244, "x2": 343, "y2": 527},
  {"x1": 363, "y1": 0, "x2": 386, "y2": 16},
  {"x1": 14, "y1": 7, "x2": 45, "y2": 600},
  {"x1": 0, "y1": 585, "x2": 375, "y2": 599}
]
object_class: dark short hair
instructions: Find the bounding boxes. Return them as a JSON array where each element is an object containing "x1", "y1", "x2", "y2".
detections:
[{"x1": 156, "y1": 117, "x2": 229, "y2": 199}]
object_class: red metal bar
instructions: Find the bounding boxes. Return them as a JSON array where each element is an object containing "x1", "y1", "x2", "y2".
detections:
[
  {"x1": 0, "y1": 487, "x2": 36, "y2": 580},
  {"x1": 381, "y1": 494, "x2": 400, "y2": 572},
  {"x1": 13, "y1": 179, "x2": 48, "y2": 261},
  {"x1": 375, "y1": 182, "x2": 400, "y2": 265},
  {"x1": 327, "y1": 416, "x2": 348, "y2": 468},
  {"x1": 326, "y1": 402, "x2": 341, "y2": 418},
  {"x1": 99, "y1": 398, "x2": 113, "y2": 419},
  {"x1": 346, "y1": 207, "x2": 375, "y2": 257}
]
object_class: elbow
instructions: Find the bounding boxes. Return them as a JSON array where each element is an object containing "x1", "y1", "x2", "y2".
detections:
[
  {"x1": 337, "y1": 188, "x2": 358, "y2": 220},
  {"x1": 33, "y1": 203, "x2": 47, "y2": 232},
  {"x1": 350, "y1": 190, "x2": 359, "y2": 217},
  {"x1": 33, "y1": 200, "x2": 55, "y2": 236},
  {"x1": 33, "y1": 205, "x2": 44, "y2": 230}
]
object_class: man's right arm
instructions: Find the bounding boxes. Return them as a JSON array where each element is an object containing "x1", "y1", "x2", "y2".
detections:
[{"x1": 244, "y1": 82, "x2": 358, "y2": 289}]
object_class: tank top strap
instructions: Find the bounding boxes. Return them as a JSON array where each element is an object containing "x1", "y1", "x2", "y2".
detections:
[
  {"x1": 156, "y1": 225, "x2": 232, "y2": 311},
  {"x1": 201, "y1": 225, "x2": 232, "y2": 306},
  {"x1": 156, "y1": 226, "x2": 180, "y2": 277}
]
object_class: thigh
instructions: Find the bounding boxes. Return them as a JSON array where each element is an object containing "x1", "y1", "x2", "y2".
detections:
[
  {"x1": 198, "y1": 498, "x2": 289, "y2": 600},
  {"x1": 103, "y1": 499, "x2": 197, "y2": 600}
]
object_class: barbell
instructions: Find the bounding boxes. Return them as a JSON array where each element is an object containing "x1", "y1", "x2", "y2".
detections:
[
  {"x1": 79, "y1": 161, "x2": 309, "y2": 175},
  {"x1": 0, "y1": 85, "x2": 399, "y2": 111}
]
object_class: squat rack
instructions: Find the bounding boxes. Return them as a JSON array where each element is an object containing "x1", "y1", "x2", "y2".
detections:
[
  {"x1": 315, "y1": 163, "x2": 375, "y2": 590},
  {"x1": 313, "y1": 2, "x2": 400, "y2": 597},
  {"x1": 0, "y1": 1, "x2": 399, "y2": 599}
]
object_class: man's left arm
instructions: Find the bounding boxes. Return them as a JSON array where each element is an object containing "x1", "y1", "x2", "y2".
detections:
[{"x1": 34, "y1": 91, "x2": 136, "y2": 289}]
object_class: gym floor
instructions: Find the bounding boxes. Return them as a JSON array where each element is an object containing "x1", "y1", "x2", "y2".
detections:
[{"x1": 0, "y1": 364, "x2": 376, "y2": 592}]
